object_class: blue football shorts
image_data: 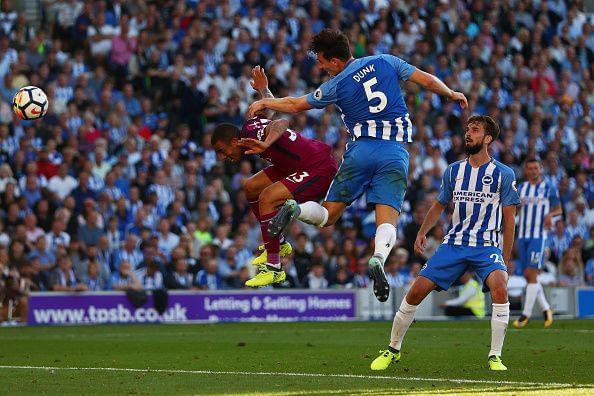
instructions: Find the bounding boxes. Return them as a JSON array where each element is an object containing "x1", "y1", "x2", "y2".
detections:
[
  {"x1": 515, "y1": 238, "x2": 546, "y2": 275},
  {"x1": 324, "y1": 137, "x2": 409, "y2": 212},
  {"x1": 419, "y1": 244, "x2": 507, "y2": 292}
]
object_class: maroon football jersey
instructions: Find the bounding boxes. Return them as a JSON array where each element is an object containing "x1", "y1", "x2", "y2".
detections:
[{"x1": 239, "y1": 116, "x2": 334, "y2": 173}]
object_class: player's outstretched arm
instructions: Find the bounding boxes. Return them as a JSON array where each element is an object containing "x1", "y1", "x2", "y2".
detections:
[
  {"x1": 414, "y1": 201, "x2": 445, "y2": 256},
  {"x1": 408, "y1": 69, "x2": 468, "y2": 109},
  {"x1": 501, "y1": 205, "x2": 517, "y2": 266},
  {"x1": 247, "y1": 95, "x2": 311, "y2": 119},
  {"x1": 237, "y1": 119, "x2": 290, "y2": 155}
]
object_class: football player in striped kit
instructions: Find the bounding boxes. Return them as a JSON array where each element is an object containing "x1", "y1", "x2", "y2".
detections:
[
  {"x1": 370, "y1": 115, "x2": 520, "y2": 371},
  {"x1": 513, "y1": 158, "x2": 561, "y2": 329},
  {"x1": 248, "y1": 29, "x2": 467, "y2": 302}
]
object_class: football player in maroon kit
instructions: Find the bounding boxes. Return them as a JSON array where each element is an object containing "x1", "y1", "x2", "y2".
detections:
[{"x1": 212, "y1": 67, "x2": 338, "y2": 287}]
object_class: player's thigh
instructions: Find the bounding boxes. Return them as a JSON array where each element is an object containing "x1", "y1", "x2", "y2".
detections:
[
  {"x1": 367, "y1": 142, "x2": 409, "y2": 212},
  {"x1": 289, "y1": 164, "x2": 337, "y2": 203},
  {"x1": 419, "y1": 245, "x2": 469, "y2": 292},
  {"x1": 324, "y1": 140, "x2": 374, "y2": 205},
  {"x1": 245, "y1": 169, "x2": 276, "y2": 200},
  {"x1": 259, "y1": 181, "x2": 294, "y2": 212},
  {"x1": 468, "y1": 246, "x2": 508, "y2": 293}
]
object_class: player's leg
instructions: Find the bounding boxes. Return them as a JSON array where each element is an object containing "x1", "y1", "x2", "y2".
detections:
[
  {"x1": 245, "y1": 180, "x2": 294, "y2": 287},
  {"x1": 484, "y1": 269, "x2": 510, "y2": 371},
  {"x1": 366, "y1": 141, "x2": 409, "y2": 302},
  {"x1": 472, "y1": 247, "x2": 509, "y2": 370},
  {"x1": 371, "y1": 245, "x2": 464, "y2": 371},
  {"x1": 269, "y1": 147, "x2": 368, "y2": 236},
  {"x1": 514, "y1": 239, "x2": 552, "y2": 328},
  {"x1": 366, "y1": 204, "x2": 399, "y2": 302},
  {"x1": 371, "y1": 276, "x2": 436, "y2": 370},
  {"x1": 247, "y1": 169, "x2": 292, "y2": 268}
]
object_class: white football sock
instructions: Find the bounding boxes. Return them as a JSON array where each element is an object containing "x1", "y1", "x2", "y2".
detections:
[
  {"x1": 298, "y1": 201, "x2": 328, "y2": 227},
  {"x1": 536, "y1": 283, "x2": 551, "y2": 311},
  {"x1": 489, "y1": 302, "x2": 509, "y2": 357},
  {"x1": 389, "y1": 299, "x2": 418, "y2": 350},
  {"x1": 522, "y1": 283, "x2": 539, "y2": 318},
  {"x1": 373, "y1": 223, "x2": 396, "y2": 263}
]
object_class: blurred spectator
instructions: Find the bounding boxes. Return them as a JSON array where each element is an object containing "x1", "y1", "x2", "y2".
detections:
[
  {"x1": 303, "y1": 261, "x2": 328, "y2": 289},
  {"x1": 164, "y1": 257, "x2": 194, "y2": 290},
  {"x1": 109, "y1": 260, "x2": 142, "y2": 291},
  {"x1": 49, "y1": 254, "x2": 87, "y2": 292},
  {"x1": 557, "y1": 248, "x2": 585, "y2": 287},
  {"x1": 194, "y1": 257, "x2": 222, "y2": 290}
]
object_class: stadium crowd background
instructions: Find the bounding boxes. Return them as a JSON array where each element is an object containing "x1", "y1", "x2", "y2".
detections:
[{"x1": 0, "y1": 0, "x2": 593, "y2": 318}]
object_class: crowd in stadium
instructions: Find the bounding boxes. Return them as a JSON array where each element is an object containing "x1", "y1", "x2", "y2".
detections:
[{"x1": 0, "y1": 0, "x2": 593, "y2": 316}]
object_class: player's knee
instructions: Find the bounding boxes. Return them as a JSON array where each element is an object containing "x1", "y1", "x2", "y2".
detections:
[{"x1": 244, "y1": 178, "x2": 260, "y2": 201}]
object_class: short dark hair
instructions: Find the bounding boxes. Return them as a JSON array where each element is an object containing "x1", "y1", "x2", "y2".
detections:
[
  {"x1": 524, "y1": 157, "x2": 541, "y2": 166},
  {"x1": 467, "y1": 115, "x2": 500, "y2": 145},
  {"x1": 211, "y1": 123, "x2": 239, "y2": 146},
  {"x1": 309, "y1": 29, "x2": 351, "y2": 61}
]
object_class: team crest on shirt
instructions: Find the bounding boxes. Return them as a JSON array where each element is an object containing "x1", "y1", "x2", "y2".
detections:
[
  {"x1": 538, "y1": 185, "x2": 546, "y2": 195},
  {"x1": 314, "y1": 88, "x2": 322, "y2": 100},
  {"x1": 482, "y1": 175, "x2": 493, "y2": 186}
]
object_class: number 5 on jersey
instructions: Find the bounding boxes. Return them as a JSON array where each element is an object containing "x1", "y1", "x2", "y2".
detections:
[{"x1": 363, "y1": 77, "x2": 387, "y2": 113}]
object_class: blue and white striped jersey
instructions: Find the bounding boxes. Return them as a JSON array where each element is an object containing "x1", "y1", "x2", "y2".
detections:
[
  {"x1": 306, "y1": 54, "x2": 416, "y2": 142},
  {"x1": 517, "y1": 180, "x2": 560, "y2": 240},
  {"x1": 438, "y1": 159, "x2": 520, "y2": 248}
]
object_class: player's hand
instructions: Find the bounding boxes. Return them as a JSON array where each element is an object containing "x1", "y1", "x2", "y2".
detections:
[
  {"x1": 247, "y1": 100, "x2": 267, "y2": 119},
  {"x1": 237, "y1": 138, "x2": 269, "y2": 154},
  {"x1": 450, "y1": 91, "x2": 468, "y2": 109},
  {"x1": 414, "y1": 234, "x2": 427, "y2": 256},
  {"x1": 250, "y1": 66, "x2": 268, "y2": 91}
]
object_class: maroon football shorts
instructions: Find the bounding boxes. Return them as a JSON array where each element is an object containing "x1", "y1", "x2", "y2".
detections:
[{"x1": 263, "y1": 161, "x2": 338, "y2": 203}]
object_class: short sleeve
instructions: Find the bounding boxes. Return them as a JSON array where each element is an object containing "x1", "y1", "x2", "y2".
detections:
[
  {"x1": 380, "y1": 54, "x2": 416, "y2": 81},
  {"x1": 548, "y1": 183, "x2": 561, "y2": 207},
  {"x1": 501, "y1": 169, "x2": 521, "y2": 207},
  {"x1": 437, "y1": 166, "x2": 454, "y2": 205},
  {"x1": 306, "y1": 79, "x2": 338, "y2": 109}
]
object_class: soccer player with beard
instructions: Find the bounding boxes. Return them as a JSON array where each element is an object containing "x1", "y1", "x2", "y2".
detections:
[
  {"x1": 370, "y1": 115, "x2": 520, "y2": 371},
  {"x1": 212, "y1": 67, "x2": 338, "y2": 287}
]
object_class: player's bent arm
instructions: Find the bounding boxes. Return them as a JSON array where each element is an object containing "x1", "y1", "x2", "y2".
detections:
[
  {"x1": 418, "y1": 201, "x2": 446, "y2": 237},
  {"x1": 501, "y1": 205, "x2": 517, "y2": 265},
  {"x1": 263, "y1": 119, "x2": 290, "y2": 147},
  {"x1": 414, "y1": 201, "x2": 445, "y2": 255},
  {"x1": 549, "y1": 204, "x2": 562, "y2": 218}
]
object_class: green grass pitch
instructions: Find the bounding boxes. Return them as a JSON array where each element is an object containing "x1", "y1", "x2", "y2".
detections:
[{"x1": 1, "y1": 320, "x2": 593, "y2": 395}]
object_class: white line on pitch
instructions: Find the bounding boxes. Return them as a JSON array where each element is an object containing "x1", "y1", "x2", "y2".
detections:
[{"x1": 0, "y1": 365, "x2": 590, "y2": 388}]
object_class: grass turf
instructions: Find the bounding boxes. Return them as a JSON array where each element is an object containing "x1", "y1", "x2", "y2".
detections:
[{"x1": 0, "y1": 319, "x2": 593, "y2": 395}]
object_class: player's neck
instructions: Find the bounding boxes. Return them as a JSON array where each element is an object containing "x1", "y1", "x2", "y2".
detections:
[
  {"x1": 468, "y1": 151, "x2": 491, "y2": 168},
  {"x1": 529, "y1": 177, "x2": 542, "y2": 185}
]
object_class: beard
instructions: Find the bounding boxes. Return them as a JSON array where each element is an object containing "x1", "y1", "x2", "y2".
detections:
[{"x1": 464, "y1": 139, "x2": 483, "y2": 155}]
